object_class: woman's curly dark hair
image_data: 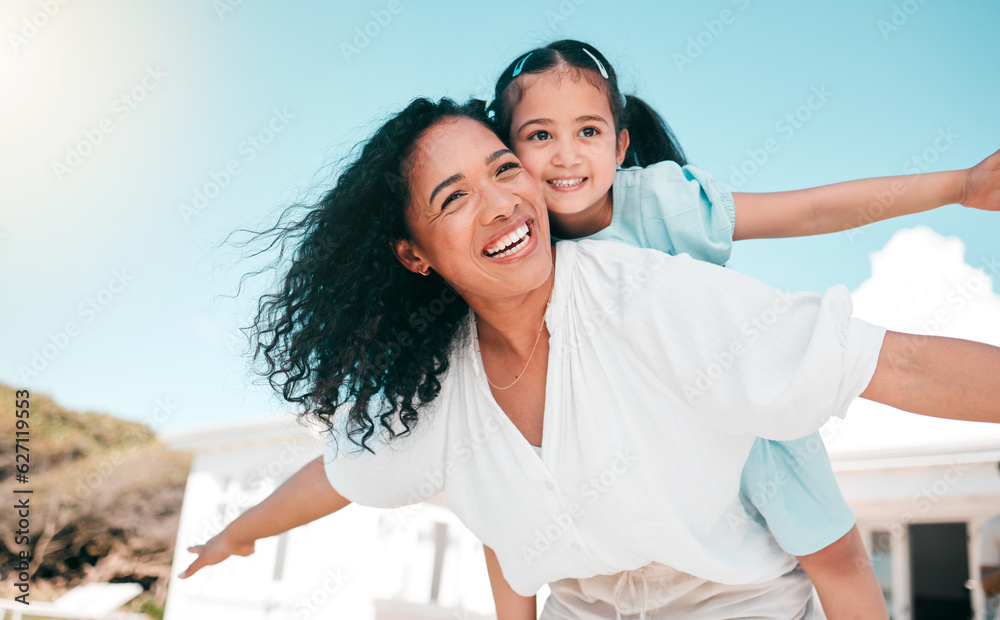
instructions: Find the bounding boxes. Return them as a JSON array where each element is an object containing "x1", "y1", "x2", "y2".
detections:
[{"x1": 250, "y1": 98, "x2": 488, "y2": 452}]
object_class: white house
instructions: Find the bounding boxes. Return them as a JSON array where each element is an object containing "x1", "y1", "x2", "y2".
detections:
[
  {"x1": 163, "y1": 228, "x2": 1000, "y2": 619},
  {"x1": 822, "y1": 227, "x2": 1000, "y2": 619},
  {"x1": 162, "y1": 416, "x2": 501, "y2": 620}
]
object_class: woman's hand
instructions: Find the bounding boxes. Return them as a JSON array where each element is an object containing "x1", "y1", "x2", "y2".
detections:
[
  {"x1": 176, "y1": 456, "x2": 351, "y2": 579},
  {"x1": 961, "y1": 147, "x2": 1000, "y2": 211},
  {"x1": 179, "y1": 529, "x2": 256, "y2": 579}
]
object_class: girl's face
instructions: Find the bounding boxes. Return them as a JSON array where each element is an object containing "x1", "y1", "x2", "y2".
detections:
[
  {"x1": 508, "y1": 70, "x2": 629, "y2": 223},
  {"x1": 394, "y1": 117, "x2": 553, "y2": 305}
]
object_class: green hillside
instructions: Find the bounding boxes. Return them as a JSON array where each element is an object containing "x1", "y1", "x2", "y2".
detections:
[{"x1": 0, "y1": 385, "x2": 191, "y2": 618}]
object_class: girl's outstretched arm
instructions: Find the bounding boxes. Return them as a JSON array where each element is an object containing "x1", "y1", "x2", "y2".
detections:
[
  {"x1": 862, "y1": 331, "x2": 1000, "y2": 423},
  {"x1": 730, "y1": 147, "x2": 1000, "y2": 240},
  {"x1": 484, "y1": 545, "x2": 537, "y2": 620},
  {"x1": 179, "y1": 455, "x2": 349, "y2": 578}
]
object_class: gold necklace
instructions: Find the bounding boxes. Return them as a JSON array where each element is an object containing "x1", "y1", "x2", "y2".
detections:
[{"x1": 476, "y1": 287, "x2": 553, "y2": 391}]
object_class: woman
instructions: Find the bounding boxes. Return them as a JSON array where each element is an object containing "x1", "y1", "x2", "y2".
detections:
[{"x1": 181, "y1": 98, "x2": 1000, "y2": 618}]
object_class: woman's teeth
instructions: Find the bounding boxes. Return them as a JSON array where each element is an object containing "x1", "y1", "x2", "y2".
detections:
[
  {"x1": 549, "y1": 178, "x2": 585, "y2": 188},
  {"x1": 485, "y1": 223, "x2": 531, "y2": 258}
]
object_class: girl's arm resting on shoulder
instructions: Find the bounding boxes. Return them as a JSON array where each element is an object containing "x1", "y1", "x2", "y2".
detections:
[
  {"x1": 860, "y1": 331, "x2": 1000, "y2": 423},
  {"x1": 179, "y1": 455, "x2": 350, "y2": 578},
  {"x1": 484, "y1": 545, "x2": 537, "y2": 620},
  {"x1": 730, "y1": 147, "x2": 1000, "y2": 240}
]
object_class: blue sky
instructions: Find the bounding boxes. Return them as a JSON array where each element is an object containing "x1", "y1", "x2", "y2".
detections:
[{"x1": 2, "y1": 0, "x2": 998, "y2": 432}]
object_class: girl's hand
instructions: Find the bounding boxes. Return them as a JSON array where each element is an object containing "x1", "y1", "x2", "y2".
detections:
[
  {"x1": 179, "y1": 530, "x2": 256, "y2": 579},
  {"x1": 961, "y1": 147, "x2": 1000, "y2": 211}
]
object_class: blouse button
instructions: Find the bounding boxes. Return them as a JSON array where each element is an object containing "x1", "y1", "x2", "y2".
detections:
[
  {"x1": 570, "y1": 542, "x2": 581, "y2": 551},
  {"x1": 544, "y1": 481, "x2": 554, "y2": 490}
]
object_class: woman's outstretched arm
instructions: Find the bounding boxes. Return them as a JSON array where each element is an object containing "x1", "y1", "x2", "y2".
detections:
[
  {"x1": 861, "y1": 331, "x2": 1000, "y2": 423},
  {"x1": 484, "y1": 544, "x2": 537, "y2": 620},
  {"x1": 179, "y1": 455, "x2": 349, "y2": 578}
]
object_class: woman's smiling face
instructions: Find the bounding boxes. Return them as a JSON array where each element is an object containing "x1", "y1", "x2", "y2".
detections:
[{"x1": 394, "y1": 116, "x2": 553, "y2": 304}]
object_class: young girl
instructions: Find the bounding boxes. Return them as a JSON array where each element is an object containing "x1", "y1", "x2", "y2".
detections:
[{"x1": 477, "y1": 39, "x2": 999, "y2": 619}]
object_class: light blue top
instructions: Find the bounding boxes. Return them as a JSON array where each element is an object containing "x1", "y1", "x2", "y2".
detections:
[
  {"x1": 573, "y1": 160, "x2": 854, "y2": 556},
  {"x1": 558, "y1": 160, "x2": 737, "y2": 267}
]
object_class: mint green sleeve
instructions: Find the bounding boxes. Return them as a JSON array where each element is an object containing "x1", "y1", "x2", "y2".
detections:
[
  {"x1": 741, "y1": 434, "x2": 856, "y2": 556},
  {"x1": 593, "y1": 161, "x2": 736, "y2": 265}
]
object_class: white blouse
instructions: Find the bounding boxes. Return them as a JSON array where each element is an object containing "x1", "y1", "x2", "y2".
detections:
[{"x1": 323, "y1": 240, "x2": 886, "y2": 596}]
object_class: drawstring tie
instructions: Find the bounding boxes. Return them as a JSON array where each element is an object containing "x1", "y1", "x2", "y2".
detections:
[{"x1": 612, "y1": 567, "x2": 650, "y2": 620}]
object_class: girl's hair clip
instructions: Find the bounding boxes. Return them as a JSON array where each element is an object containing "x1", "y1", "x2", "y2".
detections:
[
  {"x1": 581, "y1": 48, "x2": 609, "y2": 79},
  {"x1": 511, "y1": 52, "x2": 534, "y2": 78}
]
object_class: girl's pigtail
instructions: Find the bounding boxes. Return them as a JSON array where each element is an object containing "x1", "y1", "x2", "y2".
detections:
[{"x1": 622, "y1": 95, "x2": 687, "y2": 168}]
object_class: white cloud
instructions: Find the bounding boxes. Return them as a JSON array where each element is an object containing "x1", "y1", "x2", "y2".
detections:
[{"x1": 824, "y1": 226, "x2": 1000, "y2": 458}]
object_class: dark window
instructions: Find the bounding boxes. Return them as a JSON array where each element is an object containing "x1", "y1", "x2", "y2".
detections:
[{"x1": 909, "y1": 522, "x2": 971, "y2": 620}]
